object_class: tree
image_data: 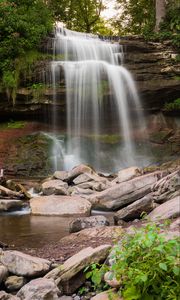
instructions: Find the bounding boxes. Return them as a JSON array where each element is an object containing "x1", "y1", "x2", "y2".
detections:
[
  {"x1": 111, "y1": 0, "x2": 155, "y2": 35},
  {"x1": 0, "y1": 0, "x2": 53, "y2": 104},
  {"x1": 155, "y1": 0, "x2": 166, "y2": 31},
  {"x1": 49, "y1": 0, "x2": 105, "y2": 33}
]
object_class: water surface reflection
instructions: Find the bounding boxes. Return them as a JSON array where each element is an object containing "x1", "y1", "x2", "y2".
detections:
[{"x1": 0, "y1": 214, "x2": 73, "y2": 249}]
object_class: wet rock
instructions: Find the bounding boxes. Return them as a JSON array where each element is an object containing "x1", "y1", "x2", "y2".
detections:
[
  {"x1": 0, "y1": 291, "x2": 20, "y2": 300},
  {"x1": 148, "y1": 196, "x2": 180, "y2": 221},
  {"x1": 0, "y1": 200, "x2": 23, "y2": 212},
  {"x1": 114, "y1": 194, "x2": 154, "y2": 222},
  {"x1": 45, "y1": 245, "x2": 111, "y2": 294},
  {"x1": 30, "y1": 195, "x2": 91, "y2": 217},
  {"x1": 69, "y1": 216, "x2": 110, "y2": 233},
  {"x1": 0, "y1": 250, "x2": 51, "y2": 277},
  {"x1": 42, "y1": 179, "x2": 68, "y2": 195},
  {"x1": 5, "y1": 276, "x2": 26, "y2": 292},
  {"x1": 0, "y1": 264, "x2": 8, "y2": 284},
  {"x1": 112, "y1": 166, "x2": 141, "y2": 184},
  {"x1": 88, "y1": 171, "x2": 164, "y2": 210},
  {"x1": 17, "y1": 278, "x2": 60, "y2": 300}
]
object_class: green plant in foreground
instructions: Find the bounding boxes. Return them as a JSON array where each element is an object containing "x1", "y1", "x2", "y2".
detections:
[{"x1": 85, "y1": 223, "x2": 180, "y2": 300}]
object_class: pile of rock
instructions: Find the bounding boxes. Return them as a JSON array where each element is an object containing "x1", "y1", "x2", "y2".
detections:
[
  {"x1": 29, "y1": 163, "x2": 180, "y2": 226},
  {"x1": 0, "y1": 244, "x2": 111, "y2": 299}
]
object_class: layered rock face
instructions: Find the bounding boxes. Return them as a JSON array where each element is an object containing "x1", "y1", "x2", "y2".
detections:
[{"x1": 121, "y1": 38, "x2": 180, "y2": 112}]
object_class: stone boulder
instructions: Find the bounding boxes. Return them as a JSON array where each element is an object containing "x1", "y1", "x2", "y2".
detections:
[
  {"x1": 114, "y1": 194, "x2": 154, "y2": 222},
  {"x1": 71, "y1": 186, "x2": 95, "y2": 196},
  {"x1": 0, "y1": 291, "x2": 20, "y2": 300},
  {"x1": 67, "y1": 164, "x2": 94, "y2": 182},
  {"x1": 42, "y1": 180, "x2": 68, "y2": 196},
  {"x1": 17, "y1": 278, "x2": 60, "y2": 300},
  {"x1": 112, "y1": 166, "x2": 141, "y2": 184},
  {"x1": 88, "y1": 171, "x2": 164, "y2": 210},
  {"x1": 30, "y1": 195, "x2": 91, "y2": 216},
  {"x1": 76, "y1": 181, "x2": 109, "y2": 192},
  {"x1": 0, "y1": 264, "x2": 8, "y2": 284},
  {"x1": 148, "y1": 196, "x2": 180, "y2": 221},
  {"x1": 5, "y1": 276, "x2": 26, "y2": 292},
  {"x1": 152, "y1": 169, "x2": 180, "y2": 203},
  {"x1": 0, "y1": 200, "x2": 22, "y2": 212},
  {"x1": 104, "y1": 272, "x2": 121, "y2": 288},
  {"x1": 53, "y1": 171, "x2": 69, "y2": 181},
  {"x1": 45, "y1": 245, "x2": 111, "y2": 294},
  {"x1": 0, "y1": 251, "x2": 50, "y2": 277},
  {"x1": 73, "y1": 172, "x2": 110, "y2": 188},
  {"x1": 69, "y1": 216, "x2": 110, "y2": 233}
]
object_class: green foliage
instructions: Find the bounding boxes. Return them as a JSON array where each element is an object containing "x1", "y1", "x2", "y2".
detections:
[
  {"x1": 111, "y1": 0, "x2": 155, "y2": 36},
  {"x1": 85, "y1": 223, "x2": 180, "y2": 300},
  {"x1": 0, "y1": 120, "x2": 26, "y2": 129},
  {"x1": 84, "y1": 263, "x2": 109, "y2": 291},
  {"x1": 49, "y1": 0, "x2": 105, "y2": 33},
  {"x1": 31, "y1": 83, "x2": 46, "y2": 101},
  {"x1": 164, "y1": 98, "x2": 180, "y2": 111},
  {"x1": 0, "y1": 0, "x2": 53, "y2": 103},
  {"x1": 143, "y1": 4, "x2": 180, "y2": 48}
]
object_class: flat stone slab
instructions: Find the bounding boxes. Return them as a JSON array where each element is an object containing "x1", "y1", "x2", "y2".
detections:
[
  {"x1": 30, "y1": 195, "x2": 91, "y2": 216},
  {"x1": 45, "y1": 245, "x2": 111, "y2": 294},
  {"x1": 88, "y1": 171, "x2": 164, "y2": 210},
  {"x1": 114, "y1": 194, "x2": 154, "y2": 222},
  {"x1": 148, "y1": 196, "x2": 180, "y2": 221}
]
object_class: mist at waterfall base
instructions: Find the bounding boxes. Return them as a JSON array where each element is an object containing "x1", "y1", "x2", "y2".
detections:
[{"x1": 47, "y1": 26, "x2": 151, "y2": 173}]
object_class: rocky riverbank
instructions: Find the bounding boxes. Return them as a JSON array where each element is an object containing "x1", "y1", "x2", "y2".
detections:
[{"x1": 0, "y1": 160, "x2": 179, "y2": 299}]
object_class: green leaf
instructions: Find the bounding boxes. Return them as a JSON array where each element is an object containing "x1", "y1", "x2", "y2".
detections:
[
  {"x1": 123, "y1": 286, "x2": 140, "y2": 300},
  {"x1": 173, "y1": 266, "x2": 179, "y2": 276},
  {"x1": 159, "y1": 263, "x2": 167, "y2": 271}
]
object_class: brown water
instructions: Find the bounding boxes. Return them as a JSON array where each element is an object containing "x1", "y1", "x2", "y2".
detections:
[{"x1": 0, "y1": 214, "x2": 73, "y2": 249}]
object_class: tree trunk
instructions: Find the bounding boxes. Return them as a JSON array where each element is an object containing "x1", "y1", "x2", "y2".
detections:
[{"x1": 155, "y1": 0, "x2": 166, "y2": 31}]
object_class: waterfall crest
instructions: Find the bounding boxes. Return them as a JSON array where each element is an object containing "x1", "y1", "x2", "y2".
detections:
[{"x1": 51, "y1": 26, "x2": 147, "y2": 172}]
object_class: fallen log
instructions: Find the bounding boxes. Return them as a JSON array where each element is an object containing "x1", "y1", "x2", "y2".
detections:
[{"x1": 0, "y1": 185, "x2": 23, "y2": 199}]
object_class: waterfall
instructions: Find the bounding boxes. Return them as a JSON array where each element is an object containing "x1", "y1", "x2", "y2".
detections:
[{"x1": 50, "y1": 26, "x2": 148, "y2": 172}]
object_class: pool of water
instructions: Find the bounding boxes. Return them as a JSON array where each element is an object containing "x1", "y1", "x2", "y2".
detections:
[
  {"x1": 0, "y1": 209, "x2": 114, "y2": 250},
  {"x1": 0, "y1": 213, "x2": 73, "y2": 249}
]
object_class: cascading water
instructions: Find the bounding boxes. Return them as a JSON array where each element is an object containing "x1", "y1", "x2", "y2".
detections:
[{"x1": 50, "y1": 26, "x2": 148, "y2": 172}]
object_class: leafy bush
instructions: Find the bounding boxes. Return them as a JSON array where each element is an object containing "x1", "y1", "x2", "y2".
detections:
[
  {"x1": 85, "y1": 223, "x2": 180, "y2": 300},
  {"x1": 0, "y1": 0, "x2": 53, "y2": 103}
]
